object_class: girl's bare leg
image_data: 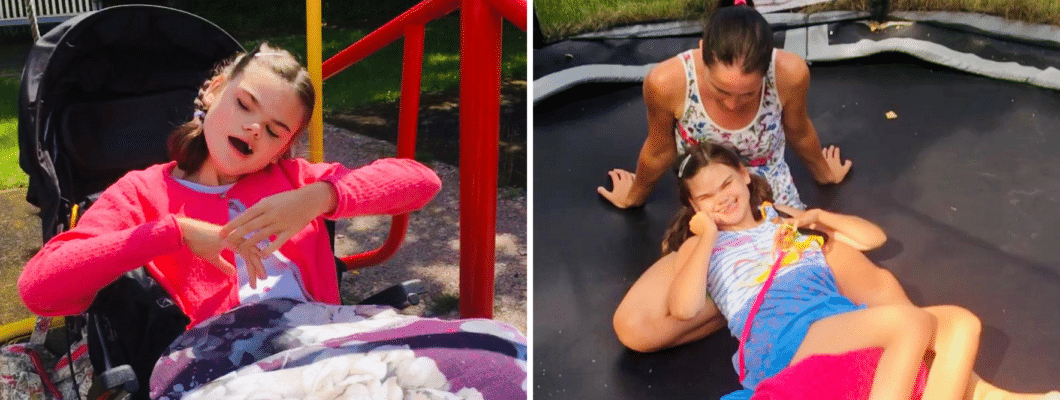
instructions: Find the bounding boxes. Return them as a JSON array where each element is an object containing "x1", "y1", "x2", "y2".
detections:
[
  {"x1": 613, "y1": 252, "x2": 727, "y2": 352},
  {"x1": 791, "y1": 304, "x2": 936, "y2": 400},
  {"x1": 920, "y1": 305, "x2": 980, "y2": 400},
  {"x1": 921, "y1": 305, "x2": 1056, "y2": 400}
]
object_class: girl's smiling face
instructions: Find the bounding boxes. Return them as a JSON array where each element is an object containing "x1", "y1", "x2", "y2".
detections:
[
  {"x1": 685, "y1": 162, "x2": 757, "y2": 231},
  {"x1": 197, "y1": 62, "x2": 306, "y2": 185}
]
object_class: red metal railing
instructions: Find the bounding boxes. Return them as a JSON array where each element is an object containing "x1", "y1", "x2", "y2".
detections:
[{"x1": 323, "y1": 0, "x2": 526, "y2": 318}]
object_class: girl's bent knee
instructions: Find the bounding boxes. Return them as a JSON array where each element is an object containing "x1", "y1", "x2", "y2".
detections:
[
  {"x1": 899, "y1": 306, "x2": 936, "y2": 343},
  {"x1": 876, "y1": 305, "x2": 935, "y2": 341},
  {"x1": 935, "y1": 305, "x2": 982, "y2": 337}
]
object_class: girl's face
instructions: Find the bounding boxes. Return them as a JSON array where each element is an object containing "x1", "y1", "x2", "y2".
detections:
[
  {"x1": 685, "y1": 162, "x2": 757, "y2": 230},
  {"x1": 703, "y1": 60, "x2": 763, "y2": 113},
  {"x1": 198, "y1": 62, "x2": 306, "y2": 185}
]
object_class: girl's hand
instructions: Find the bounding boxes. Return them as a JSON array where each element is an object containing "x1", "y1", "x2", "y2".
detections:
[
  {"x1": 177, "y1": 217, "x2": 238, "y2": 279},
  {"x1": 220, "y1": 182, "x2": 337, "y2": 281},
  {"x1": 689, "y1": 210, "x2": 718, "y2": 236},
  {"x1": 776, "y1": 205, "x2": 822, "y2": 229}
]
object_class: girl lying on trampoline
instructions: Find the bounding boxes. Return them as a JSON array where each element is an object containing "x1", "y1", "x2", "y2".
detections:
[
  {"x1": 19, "y1": 43, "x2": 525, "y2": 399},
  {"x1": 615, "y1": 142, "x2": 1058, "y2": 400},
  {"x1": 598, "y1": 0, "x2": 851, "y2": 211}
]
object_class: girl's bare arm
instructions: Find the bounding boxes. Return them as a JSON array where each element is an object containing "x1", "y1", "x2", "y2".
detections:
[{"x1": 776, "y1": 204, "x2": 886, "y2": 250}]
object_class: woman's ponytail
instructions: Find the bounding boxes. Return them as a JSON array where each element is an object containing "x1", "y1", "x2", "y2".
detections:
[{"x1": 717, "y1": 0, "x2": 755, "y2": 8}]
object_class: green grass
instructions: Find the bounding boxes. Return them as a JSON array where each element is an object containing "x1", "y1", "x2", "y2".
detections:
[
  {"x1": 246, "y1": 14, "x2": 527, "y2": 113},
  {"x1": 0, "y1": 77, "x2": 25, "y2": 191},
  {"x1": 536, "y1": 0, "x2": 1060, "y2": 41},
  {"x1": 536, "y1": 0, "x2": 708, "y2": 39},
  {"x1": 428, "y1": 293, "x2": 461, "y2": 316}
]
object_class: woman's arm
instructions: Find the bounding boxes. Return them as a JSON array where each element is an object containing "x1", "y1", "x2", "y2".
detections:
[
  {"x1": 776, "y1": 51, "x2": 852, "y2": 184},
  {"x1": 598, "y1": 61, "x2": 681, "y2": 208}
]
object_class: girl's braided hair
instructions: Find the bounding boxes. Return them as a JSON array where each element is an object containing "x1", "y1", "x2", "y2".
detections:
[{"x1": 167, "y1": 42, "x2": 315, "y2": 175}]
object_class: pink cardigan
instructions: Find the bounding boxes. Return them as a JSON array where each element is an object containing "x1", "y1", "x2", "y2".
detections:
[{"x1": 19, "y1": 158, "x2": 441, "y2": 328}]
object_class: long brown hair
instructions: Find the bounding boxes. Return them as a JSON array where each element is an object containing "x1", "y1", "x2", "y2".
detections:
[
  {"x1": 701, "y1": 0, "x2": 772, "y2": 76},
  {"x1": 660, "y1": 142, "x2": 773, "y2": 255},
  {"x1": 167, "y1": 42, "x2": 316, "y2": 176}
]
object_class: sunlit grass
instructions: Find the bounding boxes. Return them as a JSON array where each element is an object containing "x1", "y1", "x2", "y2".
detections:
[
  {"x1": 247, "y1": 14, "x2": 527, "y2": 113},
  {"x1": 0, "y1": 77, "x2": 25, "y2": 191},
  {"x1": 536, "y1": 0, "x2": 1060, "y2": 41}
]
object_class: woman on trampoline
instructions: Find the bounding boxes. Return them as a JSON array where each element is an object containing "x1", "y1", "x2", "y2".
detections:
[
  {"x1": 597, "y1": 0, "x2": 848, "y2": 211},
  {"x1": 612, "y1": 0, "x2": 909, "y2": 361},
  {"x1": 617, "y1": 142, "x2": 1058, "y2": 400}
]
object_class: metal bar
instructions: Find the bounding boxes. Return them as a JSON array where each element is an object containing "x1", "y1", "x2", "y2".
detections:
[
  {"x1": 322, "y1": 0, "x2": 458, "y2": 80},
  {"x1": 485, "y1": 0, "x2": 526, "y2": 30},
  {"x1": 458, "y1": 0, "x2": 502, "y2": 319},
  {"x1": 306, "y1": 0, "x2": 324, "y2": 163},
  {"x1": 340, "y1": 214, "x2": 410, "y2": 268},
  {"x1": 397, "y1": 24, "x2": 425, "y2": 159},
  {"x1": 340, "y1": 24, "x2": 425, "y2": 269}
]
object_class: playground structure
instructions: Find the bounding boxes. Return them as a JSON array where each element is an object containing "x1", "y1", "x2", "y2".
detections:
[
  {"x1": 307, "y1": 0, "x2": 526, "y2": 319},
  {"x1": 1, "y1": 1, "x2": 527, "y2": 398}
]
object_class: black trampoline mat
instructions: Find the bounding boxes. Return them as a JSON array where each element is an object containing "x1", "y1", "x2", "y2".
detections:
[{"x1": 533, "y1": 52, "x2": 1060, "y2": 398}]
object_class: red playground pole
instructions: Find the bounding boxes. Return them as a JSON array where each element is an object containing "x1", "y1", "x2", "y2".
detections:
[{"x1": 458, "y1": 0, "x2": 503, "y2": 318}]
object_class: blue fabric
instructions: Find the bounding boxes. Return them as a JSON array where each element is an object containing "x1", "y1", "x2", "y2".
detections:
[
  {"x1": 706, "y1": 206, "x2": 866, "y2": 394},
  {"x1": 722, "y1": 293, "x2": 863, "y2": 399}
]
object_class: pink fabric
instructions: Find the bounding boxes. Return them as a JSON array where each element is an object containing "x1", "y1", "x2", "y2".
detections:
[
  {"x1": 739, "y1": 250, "x2": 785, "y2": 382},
  {"x1": 19, "y1": 158, "x2": 441, "y2": 328},
  {"x1": 751, "y1": 347, "x2": 928, "y2": 400}
]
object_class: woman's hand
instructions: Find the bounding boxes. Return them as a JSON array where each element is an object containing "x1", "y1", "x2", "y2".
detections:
[
  {"x1": 689, "y1": 210, "x2": 718, "y2": 237},
  {"x1": 220, "y1": 182, "x2": 338, "y2": 284},
  {"x1": 597, "y1": 169, "x2": 640, "y2": 209},
  {"x1": 177, "y1": 217, "x2": 237, "y2": 278},
  {"x1": 819, "y1": 145, "x2": 852, "y2": 184}
]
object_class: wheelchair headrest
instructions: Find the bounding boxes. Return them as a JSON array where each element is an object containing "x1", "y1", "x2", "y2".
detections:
[{"x1": 59, "y1": 89, "x2": 195, "y2": 192}]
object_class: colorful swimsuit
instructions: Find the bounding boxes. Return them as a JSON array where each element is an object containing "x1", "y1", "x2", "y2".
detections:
[
  {"x1": 674, "y1": 49, "x2": 807, "y2": 209},
  {"x1": 706, "y1": 206, "x2": 861, "y2": 394}
]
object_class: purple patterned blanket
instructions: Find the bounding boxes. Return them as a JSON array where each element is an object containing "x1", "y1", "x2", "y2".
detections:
[{"x1": 150, "y1": 298, "x2": 526, "y2": 399}]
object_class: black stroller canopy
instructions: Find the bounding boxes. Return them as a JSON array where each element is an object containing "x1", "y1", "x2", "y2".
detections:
[{"x1": 18, "y1": 5, "x2": 243, "y2": 241}]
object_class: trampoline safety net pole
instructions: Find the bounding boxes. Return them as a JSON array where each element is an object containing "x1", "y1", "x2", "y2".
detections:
[{"x1": 306, "y1": 0, "x2": 324, "y2": 163}]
